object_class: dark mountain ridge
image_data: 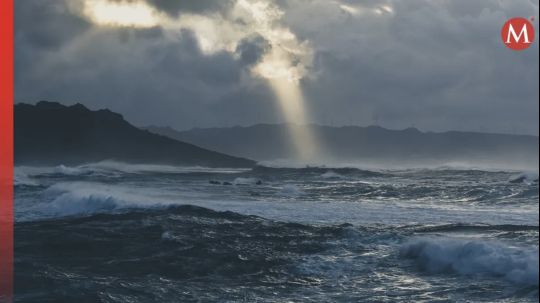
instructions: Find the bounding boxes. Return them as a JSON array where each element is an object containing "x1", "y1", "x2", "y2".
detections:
[
  {"x1": 15, "y1": 101, "x2": 255, "y2": 167},
  {"x1": 145, "y1": 124, "x2": 539, "y2": 168}
]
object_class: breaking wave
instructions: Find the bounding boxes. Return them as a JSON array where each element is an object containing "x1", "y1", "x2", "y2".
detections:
[
  {"x1": 320, "y1": 170, "x2": 344, "y2": 179},
  {"x1": 251, "y1": 165, "x2": 386, "y2": 177},
  {"x1": 509, "y1": 172, "x2": 539, "y2": 184},
  {"x1": 15, "y1": 161, "x2": 249, "y2": 179},
  {"x1": 401, "y1": 237, "x2": 539, "y2": 286},
  {"x1": 14, "y1": 170, "x2": 40, "y2": 187},
  {"x1": 23, "y1": 182, "x2": 180, "y2": 220}
]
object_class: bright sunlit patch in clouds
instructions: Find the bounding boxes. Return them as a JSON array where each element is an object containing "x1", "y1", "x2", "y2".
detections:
[
  {"x1": 375, "y1": 5, "x2": 394, "y2": 15},
  {"x1": 83, "y1": 0, "x2": 160, "y2": 27},
  {"x1": 80, "y1": 0, "x2": 319, "y2": 161},
  {"x1": 253, "y1": 47, "x2": 309, "y2": 84},
  {"x1": 233, "y1": 0, "x2": 312, "y2": 84},
  {"x1": 81, "y1": 0, "x2": 313, "y2": 83},
  {"x1": 335, "y1": 1, "x2": 394, "y2": 17},
  {"x1": 339, "y1": 4, "x2": 361, "y2": 16},
  {"x1": 380, "y1": 5, "x2": 394, "y2": 14}
]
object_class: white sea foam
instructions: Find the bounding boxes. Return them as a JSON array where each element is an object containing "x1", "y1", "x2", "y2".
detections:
[
  {"x1": 54, "y1": 164, "x2": 90, "y2": 175},
  {"x1": 14, "y1": 169, "x2": 39, "y2": 186},
  {"x1": 29, "y1": 182, "x2": 179, "y2": 218},
  {"x1": 233, "y1": 177, "x2": 261, "y2": 185},
  {"x1": 321, "y1": 170, "x2": 343, "y2": 179},
  {"x1": 15, "y1": 161, "x2": 249, "y2": 178},
  {"x1": 16, "y1": 164, "x2": 107, "y2": 178},
  {"x1": 277, "y1": 184, "x2": 303, "y2": 197},
  {"x1": 81, "y1": 161, "x2": 249, "y2": 174},
  {"x1": 401, "y1": 237, "x2": 539, "y2": 286}
]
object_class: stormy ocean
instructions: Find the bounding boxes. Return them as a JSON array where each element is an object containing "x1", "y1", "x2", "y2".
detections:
[{"x1": 14, "y1": 162, "x2": 539, "y2": 302}]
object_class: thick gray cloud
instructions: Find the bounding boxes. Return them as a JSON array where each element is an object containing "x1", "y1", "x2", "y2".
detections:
[
  {"x1": 236, "y1": 36, "x2": 271, "y2": 66},
  {"x1": 144, "y1": 0, "x2": 235, "y2": 16},
  {"x1": 282, "y1": 0, "x2": 539, "y2": 134},
  {"x1": 14, "y1": 0, "x2": 281, "y2": 129},
  {"x1": 15, "y1": 0, "x2": 539, "y2": 135},
  {"x1": 15, "y1": 0, "x2": 90, "y2": 49}
]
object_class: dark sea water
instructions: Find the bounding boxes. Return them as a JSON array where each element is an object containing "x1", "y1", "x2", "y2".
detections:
[{"x1": 14, "y1": 162, "x2": 539, "y2": 302}]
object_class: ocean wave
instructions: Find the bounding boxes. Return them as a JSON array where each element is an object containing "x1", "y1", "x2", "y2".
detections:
[
  {"x1": 82, "y1": 161, "x2": 249, "y2": 175},
  {"x1": 509, "y1": 172, "x2": 539, "y2": 184},
  {"x1": 14, "y1": 170, "x2": 40, "y2": 187},
  {"x1": 320, "y1": 170, "x2": 344, "y2": 179},
  {"x1": 400, "y1": 237, "x2": 539, "y2": 286},
  {"x1": 15, "y1": 164, "x2": 113, "y2": 178},
  {"x1": 28, "y1": 182, "x2": 177, "y2": 219},
  {"x1": 251, "y1": 165, "x2": 386, "y2": 177},
  {"x1": 233, "y1": 177, "x2": 262, "y2": 185},
  {"x1": 53, "y1": 164, "x2": 92, "y2": 176},
  {"x1": 277, "y1": 184, "x2": 304, "y2": 197},
  {"x1": 15, "y1": 205, "x2": 346, "y2": 302},
  {"x1": 15, "y1": 161, "x2": 249, "y2": 178},
  {"x1": 412, "y1": 223, "x2": 540, "y2": 233}
]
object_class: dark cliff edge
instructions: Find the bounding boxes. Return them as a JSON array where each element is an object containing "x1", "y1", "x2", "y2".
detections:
[{"x1": 15, "y1": 101, "x2": 256, "y2": 168}]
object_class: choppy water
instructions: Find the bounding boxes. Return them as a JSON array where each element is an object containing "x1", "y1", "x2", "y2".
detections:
[{"x1": 14, "y1": 162, "x2": 539, "y2": 302}]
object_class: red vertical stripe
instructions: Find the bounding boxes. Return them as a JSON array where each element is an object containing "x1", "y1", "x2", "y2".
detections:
[{"x1": 0, "y1": 0, "x2": 14, "y2": 301}]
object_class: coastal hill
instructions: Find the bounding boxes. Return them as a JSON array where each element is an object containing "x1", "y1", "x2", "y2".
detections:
[
  {"x1": 145, "y1": 124, "x2": 539, "y2": 168},
  {"x1": 15, "y1": 102, "x2": 255, "y2": 168}
]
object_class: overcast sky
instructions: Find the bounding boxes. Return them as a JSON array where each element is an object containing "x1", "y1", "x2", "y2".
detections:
[{"x1": 15, "y1": 0, "x2": 539, "y2": 135}]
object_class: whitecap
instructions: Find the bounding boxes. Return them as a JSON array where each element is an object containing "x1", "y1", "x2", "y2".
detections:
[
  {"x1": 321, "y1": 170, "x2": 343, "y2": 179},
  {"x1": 509, "y1": 172, "x2": 539, "y2": 184},
  {"x1": 400, "y1": 237, "x2": 539, "y2": 286},
  {"x1": 233, "y1": 177, "x2": 261, "y2": 185},
  {"x1": 14, "y1": 169, "x2": 40, "y2": 187},
  {"x1": 278, "y1": 184, "x2": 303, "y2": 197}
]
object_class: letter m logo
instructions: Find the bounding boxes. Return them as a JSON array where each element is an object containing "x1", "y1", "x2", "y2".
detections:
[
  {"x1": 506, "y1": 23, "x2": 531, "y2": 44},
  {"x1": 501, "y1": 17, "x2": 535, "y2": 51}
]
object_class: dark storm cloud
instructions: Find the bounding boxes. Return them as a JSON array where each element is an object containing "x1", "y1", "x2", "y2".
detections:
[
  {"x1": 236, "y1": 36, "x2": 271, "y2": 66},
  {"x1": 14, "y1": 0, "x2": 540, "y2": 135},
  {"x1": 282, "y1": 0, "x2": 539, "y2": 134},
  {"x1": 16, "y1": 31, "x2": 275, "y2": 128},
  {"x1": 15, "y1": 0, "x2": 90, "y2": 49},
  {"x1": 14, "y1": 0, "x2": 280, "y2": 130}
]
